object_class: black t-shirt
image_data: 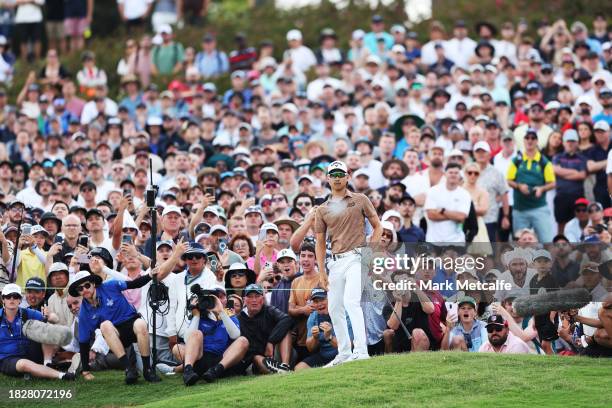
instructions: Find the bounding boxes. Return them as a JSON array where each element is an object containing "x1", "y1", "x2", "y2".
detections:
[
  {"x1": 46, "y1": 0, "x2": 65, "y2": 21},
  {"x1": 382, "y1": 294, "x2": 432, "y2": 352},
  {"x1": 551, "y1": 259, "x2": 580, "y2": 287},
  {"x1": 529, "y1": 273, "x2": 559, "y2": 295},
  {"x1": 53, "y1": 241, "x2": 77, "y2": 263}
]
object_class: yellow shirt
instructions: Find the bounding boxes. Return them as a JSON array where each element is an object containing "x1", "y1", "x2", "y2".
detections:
[
  {"x1": 16, "y1": 249, "x2": 46, "y2": 290},
  {"x1": 289, "y1": 273, "x2": 320, "y2": 346}
]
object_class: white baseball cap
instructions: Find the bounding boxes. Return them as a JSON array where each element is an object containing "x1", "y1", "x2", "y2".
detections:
[
  {"x1": 286, "y1": 29, "x2": 302, "y2": 41},
  {"x1": 49, "y1": 262, "x2": 69, "y2": 275},
  {"x1": 260, "y1": 223, "x2": 279, "y2": 234},
  {"x1": 209, "y1": 225, "x2": 228, "y2": 235},
  {"x1": 473, "y1": 141, "x2": 491, "y2": 153},
  {"x1": 162, "y1": 205, "x2": 182, "y2": 217},
  {"x1": 203, "y1": 206, "x2": 220, "y2": 217},
  {"x1": 158, "y1": 24, "x2": 172, "y2": 35},
  {"x1": 327, "y1": 161, "x2": 348, "y2": 175},
  {"x1": 352, "y1": 29, "x2": 365, "y2": 41},
  {"x1": 382, "y1": 210, "x2": 402, "y2": 222},
  {"x1": 277, "y1": 248, "x2": 297, "y2": 261},
  {"x1": 594, "y1": 120, "x2": 610, "y2": 132},
  {"x1": 2, "y1": 283, "x2": 21, "y2": 297}
]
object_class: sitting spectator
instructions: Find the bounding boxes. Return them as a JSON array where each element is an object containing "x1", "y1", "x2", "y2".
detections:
[
  {"x1": 295, "y1": 288, "x2": 343, "y2": 370},
  {"x1": 180, "y1": 286, "x2": 250, "y2": 386},
  {"x1": 478, "y1": 315, "x2": 531, "y2": 354},
  {"x1": 238, "y1": 284, "x2": 293, "y2": 374},
  {"x1": 441, "y1": 296, "x2": 488, "y2": 352}
]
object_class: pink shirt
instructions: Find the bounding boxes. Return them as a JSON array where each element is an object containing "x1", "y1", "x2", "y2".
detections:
[
  {"x1": 478, "y1": 331, "x2": 531, "y2": 354},
  {"x1": 247, "y1": 250, "x2": 278, "y2": 271}
]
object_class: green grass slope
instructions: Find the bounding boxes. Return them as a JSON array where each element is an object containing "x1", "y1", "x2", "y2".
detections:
[{"x1": 3, "y1": 352, "x2": 611, "y2": 408}]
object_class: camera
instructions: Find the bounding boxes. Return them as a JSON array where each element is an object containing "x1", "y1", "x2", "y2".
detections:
[
  {"x1": 218, "y1": 238, "x2": 227, "y2": 255},
  {"x1": 146, "y1": 188, "x2": 156, "y2": 208},
  {"x1": 189, "y1": 284, "x2": 216, "y2": 313}
]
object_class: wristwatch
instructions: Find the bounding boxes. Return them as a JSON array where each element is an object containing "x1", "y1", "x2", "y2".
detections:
[{"x1": 440, "y1": 208, "x2": 446, "y2": 215}]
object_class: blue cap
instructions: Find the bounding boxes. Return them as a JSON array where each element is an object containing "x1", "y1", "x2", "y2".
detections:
[
  {"x1": 182, "y1": 242, "x2": 207, "y2": 259},
  {"x1": 244, "y1": 284, "x2": 264, "y2": 296},
  {"x1": 310, "y1": 288, "x2": 327, "y2": 300}
]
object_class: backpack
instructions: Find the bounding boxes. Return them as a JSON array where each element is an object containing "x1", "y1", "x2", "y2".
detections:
[
  {"x1": 195, "y1": 50, "x2": 223, "y2": 75},
  {"x1": 463, "y1": 201, "x2": 479, "y2": 243},
  {"x1": 153, "y1": 42, "x2": 180, "y2": 70}
]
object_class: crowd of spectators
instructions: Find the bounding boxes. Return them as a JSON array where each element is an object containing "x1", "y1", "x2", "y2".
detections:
[{"x1": 0, "y1": 12, "x2": 610, "y2": 385}]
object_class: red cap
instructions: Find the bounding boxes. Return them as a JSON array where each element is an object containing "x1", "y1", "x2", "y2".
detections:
[
  {"x1": 574, "y1": 198, "x2": 590, "y2": 207},
  {"x1": 604, "y1": 207, "x2": 612, "y2": 217}
]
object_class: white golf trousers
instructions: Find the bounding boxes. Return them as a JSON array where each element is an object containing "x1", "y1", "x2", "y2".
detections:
[{"x1": 327, "y1": 252, "x2": 368, "y2": 357}]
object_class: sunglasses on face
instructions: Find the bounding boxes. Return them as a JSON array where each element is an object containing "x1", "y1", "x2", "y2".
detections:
[
  {"x1": 267, "y1": 275, "x2": 282, "y2": 284},
  {"x1": 329, "y1": 173, "x2": 346, "y2": 179},
  {"x1": 487, "y1": 325, "x2": 505, "y2": 333},
  {"x1": 77, "y1": 282, "x2": 92, "y2": 293},
  {"x1": 524, "y1": 135, "x2": 538, "y2": 140},
  {"x1": 297, "y1": 201, "x2": 311, "y2": 207},
  {"x1": 575, "y1": 208, "x2": 587, "y2": 213},
  {"x1": 265, "y1": 183, "x2": 279, "y2": 189},
  {"x1": 184, "y1": 254, "x2": 204, "y2": 261},
  {"x1": 2, "y1": 293, "x2": 21, "y2": 300},
  {"x1": 466, "y1": 171, "x2": 480, "y2": 176},
  {"x1": 231, "y1": 271, "x2": 246, "y2": 278}
]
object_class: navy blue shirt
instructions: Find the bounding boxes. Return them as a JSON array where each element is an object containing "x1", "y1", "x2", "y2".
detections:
[
  {"x1": 398, "y1": 225, "x2": 426, "y2": 242},
  {"x1": 585, "y1": 143, "x2": 611, "y2": 190},
  {"x1": 552, "y1": 151, "x2": 587, "y2": 196},
  {"x1": 0, "y1": 308, "x2": 44, "y2": 361},
  {"x1": 78, "y1": 280, "x2": 138, "y2": 343}
]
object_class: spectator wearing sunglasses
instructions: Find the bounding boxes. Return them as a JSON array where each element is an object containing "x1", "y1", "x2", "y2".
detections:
[
  {"x1": 166, "y1": 242, "x2": 216, "y2": 363},
  {"x1": 441, "y1": 296, "x2": 488, "y2": 352},
  {"x1": 478, "y1": 314, "x2": 530, "y2": 354},
  {"x1": 0, "y1": 284, "x2": 75, "y2": 380},
  {"x1": 224, "y1": 262, "x2": 256, "y2": 297},
  {"x1": 563, "y1": 198, "x2": 591, "y2": 243}
]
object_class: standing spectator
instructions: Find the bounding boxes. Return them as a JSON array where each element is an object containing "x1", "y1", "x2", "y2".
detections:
[
  {"x1": 283, "y1": 29, "x2": 316, "y2": 74},
  {"x1": 151, "y1": 0, "x2": 182, "y2": 34},
  {"x1": 0, "y1": 36, "x2": 15, "y2": 84},
  {"x1": 195, "y1": 33, "x2": 228, "y2": 79},
  {"x1": 45, "y1": 0, "x2": 65, "y2": 54},
  {"x1": 474, "y1": 141, "x2": 510, "y2": 241},
  {"x1": 228, "y1": 32, "x2": 257, "y2": 72},
  {"x1": 552, "y1": 129, "x2": 588, "y2": 235},
  {"x1": 507, "y1": 128, "x2": 556, "y2": 242},
  {"x1": 586, "y1": 121, "x2": 611, "y2": 208},
  {"x1": 38, "y1": 49, "x2": 69, "y2": 87},
  {"x1": 64, "y1": 0, "x2": 93, "y2": 52},
  {"x1": 514, "y1": 102, "x2": 554, "y2": 153},
  {"x1": 151, "y1": 24, "x2": 184, "y2": 76},
  {"x1": 76, "y1": 51, "x2": 107, "y2": 100},
  {"x1": 14, "y1": 0, "x2": 44, "y2": 61},
  {"x1": 424, "y1": 163, "x2": 471, "y2": 243},
  {"x1": 444, "y1": 20, "x2": 476, "y2": 70},
  {"x1": 363, "y1": 15, "x2": 393, "y2": 54},
  {"x1": 117, "y1": 0, "x2": 152, "y2": 34},
  {"x1": 315, "y1": 28, "x2": 344, "y2": 67}
]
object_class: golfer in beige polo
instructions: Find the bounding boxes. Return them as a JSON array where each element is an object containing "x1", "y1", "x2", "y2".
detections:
[{"x1": 314, "y1": 161, "x2": 382, "y2": 366}]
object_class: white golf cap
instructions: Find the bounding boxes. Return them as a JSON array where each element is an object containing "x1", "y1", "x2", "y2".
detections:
[
  {"x1": 298, "y1": 175, "x2": 315, "y2": 184},
  {"x1": 594, "y1": 120, "x2": 610, "y2": 132},
  {"x1": 2, "y1": 283, "x2": 21, "y2": 297},
  {"x1": 281, "y1": 103, "x2": 298, "y2": 114},
  {"x1": 31, "y1": 224, "x2": 49, "y2": 236},
  {"x1": 473, "y1": 141, "x2": 491, "y2": 153},
  {"x1": 203, "y1": 206, "x2": 219, "y2": 216},
  {"x1": 544, "y1": 100, "x2": 560, "y2": 111},
  {"x1": 162, "y1": 205, "x2": 182, "y2": 217},
  {"x1": 260, "y1": 222, "x2": 279, "y2": 234},
  {"x1": 353, "y1": 168, "x2": 370, "y2": 178},
  {"x1": 327, "y1": 161, "x2": 348, "y2": 175},
  {"x1": 563, "y1": 129, "x2": 579, "y2": 142},
  {"x1": 352, "y1": 29, "x2": 365, "y2": 41},
  {"x1": 209, "y1": 225, "x2": 228, "y2": 235},
  {"x1": 286, "y1": 29, "x2": 302, "y2": 41},
  {"x1": 48, "y1": 262, "x2": 69, "y2": 275},
  {"x1": 158, "y1": 24, "x2": 172, "y2": 34},
  {"x1": 277, "y1": 248, "x2": 297, "y2": 261},
  {"x1": 382, "y1": 210, "x2": 402, "y2": 221}
]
